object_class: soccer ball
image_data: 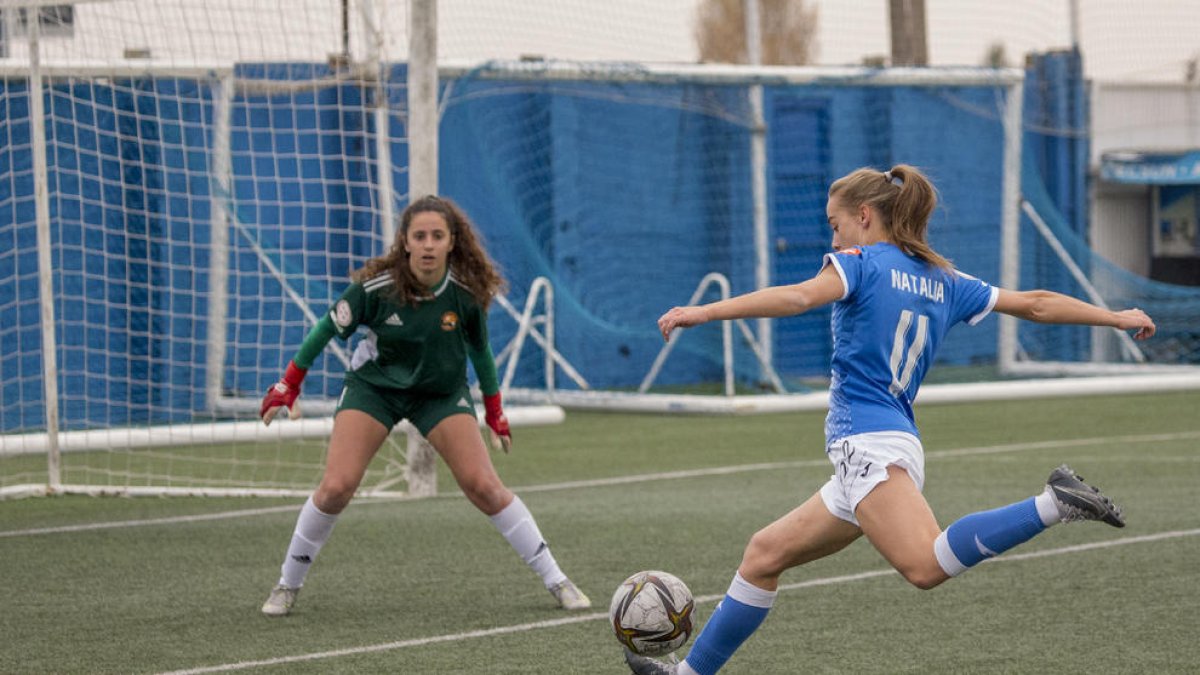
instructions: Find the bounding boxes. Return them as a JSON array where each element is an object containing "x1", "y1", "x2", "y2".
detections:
[{"x1": 609, "y1": 570, "x2": 695, "y2": 656}]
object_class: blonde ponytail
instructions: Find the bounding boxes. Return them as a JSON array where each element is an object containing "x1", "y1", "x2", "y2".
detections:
[{"x1": 828, "y1": 164, "x2": 951, "y2": 269}]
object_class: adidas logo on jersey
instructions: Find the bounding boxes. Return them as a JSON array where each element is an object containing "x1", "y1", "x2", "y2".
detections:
[
  {"x1": 457, "y1": 397, "x2": 471, "y2": 408},
  {"x1": 385, "y1": 314, "x2": 404, "y2": 326}
]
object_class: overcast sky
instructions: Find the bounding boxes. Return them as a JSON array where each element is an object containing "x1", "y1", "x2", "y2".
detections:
[
  {"x1": 432, "y1": 0, "x2": 1200, "y2": 82},
  {"x1": 18, "y1": 1, "x2": 1197, "y2": 84}
]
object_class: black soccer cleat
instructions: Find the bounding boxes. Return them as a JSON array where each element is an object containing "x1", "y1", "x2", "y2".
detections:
[
  {"x1": 1046, "y1": 464, "x2": 1125, "y2": 528},
  {"x1": 624, "y1": 649, "x2": 678, "y2": 675}
]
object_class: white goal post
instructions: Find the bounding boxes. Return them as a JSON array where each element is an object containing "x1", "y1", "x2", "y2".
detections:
[{"x1": 0, "y1": 0, "x2": 568, "y2": 500}]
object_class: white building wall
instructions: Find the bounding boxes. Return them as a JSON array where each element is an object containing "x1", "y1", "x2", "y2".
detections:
[
  {"x1": 1089, "y1": 182, "x2": 1150, "y2": 276},
  {"x1": 1091, "y1": 82, "x2": 1200, "y2": 165}
]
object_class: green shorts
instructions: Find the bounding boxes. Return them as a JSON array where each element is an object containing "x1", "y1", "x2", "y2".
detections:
[{"x1": 336, "y1": 374, "x2": 478, "y2": 436}]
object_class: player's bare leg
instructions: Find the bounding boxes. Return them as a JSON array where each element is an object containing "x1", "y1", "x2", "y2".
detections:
[
  {"x1": 628, "y1": 494, "x2": 863, "y2": 674},
  {"x1": 313, "y1": 410, "x2": 391, "y2": 513},
  {"x1": 738, "y1": 492, "x2": 863, "y2": 589},
  {"x1": 854, "y1": 465, "x2": 949, "y2": 589},
  {"x1": 428, "y1": 414, "x2": 590, "y2": 609},
  {"x1": 263, "y1": 410, "x2": 389, "y2": 616},
  {"x1": 864, "y1": 464, "x2": 1122, "y2": 584},
  {"x1": 426, "y1": 413, "x2": 509, "y2": 514}
]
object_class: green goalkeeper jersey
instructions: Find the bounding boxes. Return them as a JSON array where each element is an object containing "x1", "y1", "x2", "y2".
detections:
[{"x1": 328, "y1": 270, "x2": 490, "y2": 395}]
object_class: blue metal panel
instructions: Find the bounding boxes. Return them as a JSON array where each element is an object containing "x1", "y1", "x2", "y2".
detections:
[
  {"x1": 6, "y1": 59, "x2": 1166, "y2": 432},
  {"x1": 768, "y1": 92, "x2": 832, "y2": 380}
]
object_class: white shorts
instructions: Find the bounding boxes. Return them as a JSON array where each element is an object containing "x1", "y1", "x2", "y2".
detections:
[{"x1": 818, "y1": 431, "x2": 926, "y2": 526}]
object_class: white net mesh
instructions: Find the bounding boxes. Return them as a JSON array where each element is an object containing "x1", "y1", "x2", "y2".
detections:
[
  {"x1": 1, "y1": 1, "x2": 411, "y2": 496},
  {"x1": 4, "y1": 1, "x2": 1200, "y2": 496}
]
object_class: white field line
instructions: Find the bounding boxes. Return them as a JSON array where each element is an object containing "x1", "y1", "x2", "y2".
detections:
[
  {"x1": 157, "y1": 527, "x2": 1200, "y2": 675},
  {"x1": 4, "y1": 429, "x2": 1199, "y2": 539},
  {"x1": 510, "y1": 429, "x2": 1200, "y2": 494},
  {"x1": 0, "y1": 504, "x2": 302, "y2": 538}
]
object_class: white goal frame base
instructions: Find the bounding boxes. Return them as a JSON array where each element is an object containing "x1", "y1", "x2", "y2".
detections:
[
  {"x1": 0, "y1": 405, "x2": 564, "y2": 500},
  {"x1": 508, "y1": 372, "x2": 1200, "y2": 415}
]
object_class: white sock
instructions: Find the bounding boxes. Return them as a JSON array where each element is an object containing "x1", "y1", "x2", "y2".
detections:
[
  {"x1": 933, "y1": 530, "x2": 967, "y2": 577},
  {"x1": 727, "y1": 572, "x2": 778, "y2": 608},
  {"x1": 1035, "y1": 489, "x2": 1062, "y2": 527},
  {"x1": 490, "y1": 495, "x2": 567, "y2": 588},
  {"x1": 278, "y1": 496, "x2": 338, "y2": 588}
]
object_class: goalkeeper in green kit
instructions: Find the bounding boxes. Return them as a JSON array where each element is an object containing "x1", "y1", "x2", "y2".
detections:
[{"x1": 258, "y1": 195, "x2": 591, "y2": 616}]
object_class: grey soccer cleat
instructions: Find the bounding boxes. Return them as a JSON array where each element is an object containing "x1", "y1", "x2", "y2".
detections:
[
  {"x1": 261, "y1": 584, "x2": 300, "y2": 617},
  {"x1": 624, "y1": 649, "x2": 679, "y2": 674},
  {"x1": 549, "y1": 579, "x2": 592, "y2": 610},
  {"x1": 1046, "y1": 464, "x2": 1125, "y2": 528}
]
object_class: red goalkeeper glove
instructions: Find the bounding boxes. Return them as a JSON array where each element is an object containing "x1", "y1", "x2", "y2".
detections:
[
  {"x1": 483, "y1": 392, "x2": 512, "y2": 453},
  {"x1": 260, "y1": 361, "x2": 307, "y2": 426}
]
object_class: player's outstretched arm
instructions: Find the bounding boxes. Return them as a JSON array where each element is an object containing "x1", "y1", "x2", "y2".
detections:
[
  {"x1": 993, "y1": 289, "x2": 1156, "y2": 340},
  {"x1": 657, "y1": 266, "x2": 844, "y2": 341}
]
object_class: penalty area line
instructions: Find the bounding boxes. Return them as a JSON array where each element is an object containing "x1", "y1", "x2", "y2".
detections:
[
  {"x1": 0, "y1": 504, "x2": 303, "y2": 538},
  {"x1": 158, "y1": 527, "x2": 1200, "y2": 675},
  {"x1": 156, "y1": 612, "x2": 609, "y2": 675},
  {"x1": 508, "y1": 428, "x2": 1200, "y2": 495}
]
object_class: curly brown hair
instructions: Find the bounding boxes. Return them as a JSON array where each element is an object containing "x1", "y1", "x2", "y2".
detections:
[{"x1": 352, "y1": 195, "x2": 506, "y2": 308}]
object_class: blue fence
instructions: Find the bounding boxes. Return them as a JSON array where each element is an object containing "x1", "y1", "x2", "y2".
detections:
[{"x1": 0, "y1": 60, "x2": 1143, "y2": 433}]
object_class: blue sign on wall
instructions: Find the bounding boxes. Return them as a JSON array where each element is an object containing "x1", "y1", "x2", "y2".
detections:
[{"x1": 1101, "y1": 150, "x2": 1200, "y2": 185}]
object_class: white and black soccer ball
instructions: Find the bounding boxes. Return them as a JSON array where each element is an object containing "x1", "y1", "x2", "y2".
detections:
[{"x1": 609, "y1": 570, "x2": 695, "y2": 656}]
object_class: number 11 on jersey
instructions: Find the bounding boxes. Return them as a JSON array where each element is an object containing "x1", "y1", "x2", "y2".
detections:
[{"x1": 888, "y1": 309, "x2": 928, "y2": 397}]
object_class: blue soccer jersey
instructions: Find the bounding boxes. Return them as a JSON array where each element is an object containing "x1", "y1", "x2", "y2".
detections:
[{"x1": 821, "y1": 242, "x2": 998, "y2": 442}]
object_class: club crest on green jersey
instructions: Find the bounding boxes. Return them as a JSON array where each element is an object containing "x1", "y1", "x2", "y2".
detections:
[{"x1": 333, "y1": 300, "x2": 352, "y2": 327}]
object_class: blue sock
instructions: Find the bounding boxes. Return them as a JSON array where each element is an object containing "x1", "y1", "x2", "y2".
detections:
[
  {"x1": 684, "y1": 573, "x2": 775, "y2": 675},
  {"x1": 934, "y1": 497, "x2": 1047, "y2": 576}
]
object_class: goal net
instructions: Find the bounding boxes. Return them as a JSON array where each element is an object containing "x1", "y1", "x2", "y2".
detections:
[
  {"x1": 442, "y1": 60, "x2": 1196, "y2": 416},
  {"x1": 1010, "y1": 152, "x2": 1200, "y2": 378},
  {"x1": 5, "y1": 2, "x2": 1200, "y2": 497},
  {"x1": 0, "y1": 0, "x2": 564, "y2": 499}
]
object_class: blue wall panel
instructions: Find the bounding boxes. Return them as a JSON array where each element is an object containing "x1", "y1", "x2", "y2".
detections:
[
  {"x1": 1, "y1": 62, "x2": 1112, "y2": 432},
  {"x1": 438, "y1": 80, "x2": 754, "y2": 389}
]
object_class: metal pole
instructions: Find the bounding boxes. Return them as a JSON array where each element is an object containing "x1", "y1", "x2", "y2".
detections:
[
  {"x1": 998, "y1": 79, "x2": 1025, "y2": 374},
  {"x1": 204, "y1": 75, "x2": 234, "y2": 411},
  {"x1": 1068, "y1": 0, "x2": 1080, "y2": 50},
  {"x1": 362, "y1": 0, "x2": 396, "y2": 243},
  {"x1": 28, "y1": 9, "x2": 63, "y2": 490},
  {"x1": 408, "y1": 0, "x2": 438, "y2": 198},
  {"x1": 745, "y1": 0, "x2": 772, "y2": 381},
  {"x1": 342, "y1": 0, "x2": 351, "y2": 59}
]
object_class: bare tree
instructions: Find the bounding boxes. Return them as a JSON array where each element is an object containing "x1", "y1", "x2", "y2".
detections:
[
  {"x1": 695, "y1": 0, "x2": 817, "y2": 65},
  {"x1": 982, "y1": 42, "x2": 1010, "y2": 69},
  {"x1": 888, "y1": 0, "x2": 927, "y2": 66}
]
